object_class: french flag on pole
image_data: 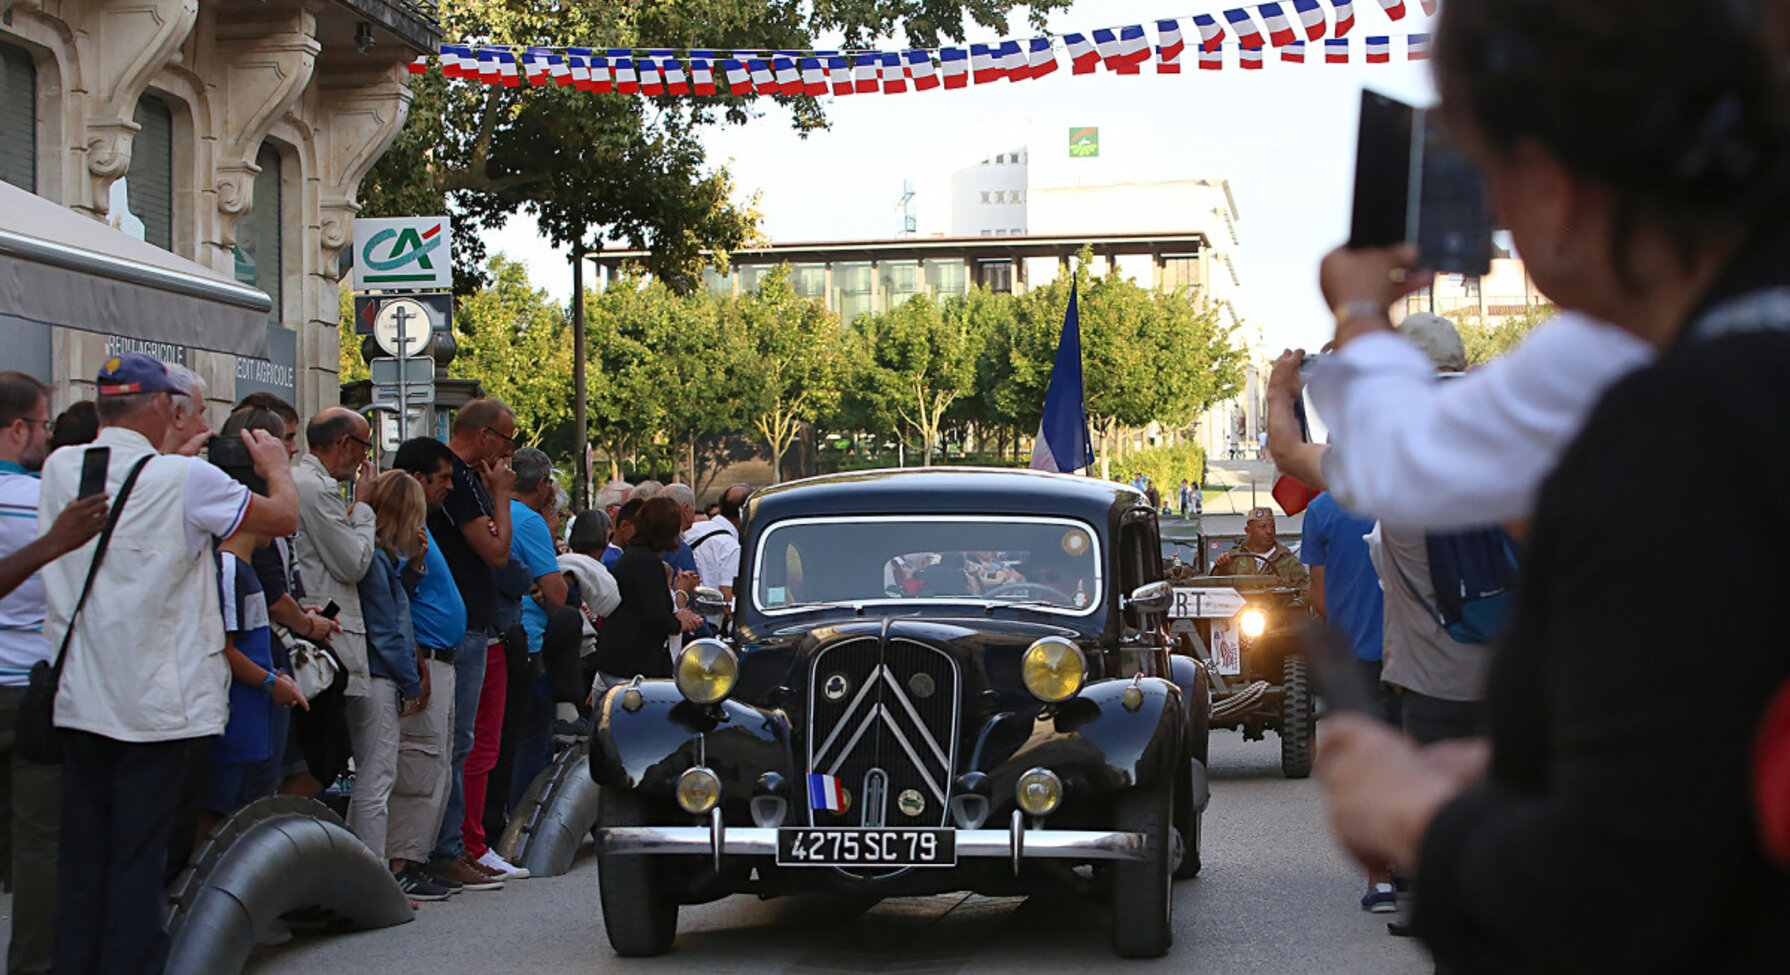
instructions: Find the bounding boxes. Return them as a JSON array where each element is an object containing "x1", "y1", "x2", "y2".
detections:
[
  {"x1": 1325, "y1": 38, "x2": 1350, "y2": 63},
  {"x1": 1192, "y1": 15, "x2": 1225, "y2": 52},
  {"x1": 1029, "y1": 284, "x2": 1094, "y2": 475},
  {"x1": 1157, "y1": 20, "x2": 1185, "y2": 74},
  {"x1": 940, "y1": 47, "x2": 970, "y2": 88},
  {"x1": 1257, "y1": 4, "x2": 1298, "y2": 47},
  {"x1": 1365, "y1": 35, "x2": 1391, "y2": 62},
  {"x1": 809, "y1": 773, "x2": 847, "y2": 812},
  {"x1": 1331, "y1": 1, "x2": 1356, "y2": 37},
  {"x1": 1224, "y1": 9, "x2": 1267, "y2": 49},
  {"x1": 1065, "y1": 34, "x2": 1102, "y2": 74},
  {"x1": 1292, "y1": 0, "x2": 1328, "y2": 40}
]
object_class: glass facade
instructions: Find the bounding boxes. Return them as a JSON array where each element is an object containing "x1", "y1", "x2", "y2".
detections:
[
  {"x1": 832, "y1": 262, "x2": 873, "y2": 321},
  {"x1": 791, "y1": 264, "x2": 827, "y2": 299},
  {"x1": 925, "y1": 259, "x2": 967, "y2": 298},
  {"x1": 881, "y1": 262, "x2": 920, "y2": 308},
  {"x1": 977, "y1": 260, "x2": 1013, "y2": 294}
]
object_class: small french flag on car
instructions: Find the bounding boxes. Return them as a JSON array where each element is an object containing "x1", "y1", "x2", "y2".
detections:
[{"x1": 808, "y1": 773, "x2": 846, "y2": 812}]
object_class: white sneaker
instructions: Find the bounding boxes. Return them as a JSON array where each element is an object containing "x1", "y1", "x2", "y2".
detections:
[{"x1": 476, "y1": 848, "x2": 530, "y2": 880}]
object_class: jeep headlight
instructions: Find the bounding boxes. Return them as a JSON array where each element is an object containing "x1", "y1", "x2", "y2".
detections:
[
  {"x1": 674, "y1": 639, "x2": 738, "y2": 705},
  {"x1": 1240, "y1": 608, "x2": 1268, "y2": 639},
  {"x1": 1022, "y1": 637, "x2": 1086, "y2": 703}
]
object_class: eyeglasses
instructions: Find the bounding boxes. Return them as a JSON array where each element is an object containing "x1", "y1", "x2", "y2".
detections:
[
  {"x1": 344, "y1": 434, "x2": 373, "y2": 452},
  {"x1": 14, "y1": 415, "x2": 52, "y2": 434},
  {"x1": 483, "y1": 426, "x2": 515, "y2": 447}
]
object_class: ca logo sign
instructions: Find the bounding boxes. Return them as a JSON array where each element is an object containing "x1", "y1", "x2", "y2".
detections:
[{"x1": 361, "y1": 222, "x2": 445, "y2": 284}]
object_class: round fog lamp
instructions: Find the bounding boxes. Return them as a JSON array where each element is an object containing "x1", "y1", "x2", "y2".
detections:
[
  {"x1": 1240, "y1": 608, "x2": 1268, "y2": 639},
  {"x1": 677, "y1": 766, "x2": 722, "y2": 814},
  {"x1": 1022, "y1": 637, "x2": 1086, "y2": 703},
  {"x1": 674, "y1": 639, "x2": 738, "y2": 704},
  {"x1": 1015, "y1": 768, "x2": 1063, "y2": 816}
]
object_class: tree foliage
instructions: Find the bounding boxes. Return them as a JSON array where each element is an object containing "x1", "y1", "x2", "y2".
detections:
[
  {"x1": 854, "y1": 295, "x2": 980, "y2": 465},
  {"x1": 1455, "y1": 303, "x2": 1554, "y2": 365},
  {"x1": 722, "y1": 266, "x2": 848, "y2": 482},
  {"x1": 452, "y1": 256, "x2": 575, "y2": 442}
]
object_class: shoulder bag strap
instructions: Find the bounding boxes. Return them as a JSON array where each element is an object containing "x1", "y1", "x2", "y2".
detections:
[
  {"x1": 688, "y1": 526, "x2": 730, "y2": 553},
  {"x1": 1386, "y1": 541, "x2": 1449, "y2": 630},
  {"x1": 51, "y1": 453, "x2": 154, "y2": 678}
]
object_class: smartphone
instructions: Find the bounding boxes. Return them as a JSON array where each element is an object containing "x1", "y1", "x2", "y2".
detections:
[
  {"x1": 1349, "y1": 90, "x2": 1494, "y2": 276},
  {"x1": 320, "y1": 600, "x2": 340, "y2": 620},
  {"x1": 1300, "y1": 623, "x2": 1381, "y2": 718},
  {"x1": 79, "y1": 447, "x2": 110, "y2": 500}
]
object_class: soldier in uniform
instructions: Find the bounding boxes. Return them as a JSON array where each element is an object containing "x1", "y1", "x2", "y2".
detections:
[{"x1": 1212, "y1": 507, "x2": 1308, "y2": 590}]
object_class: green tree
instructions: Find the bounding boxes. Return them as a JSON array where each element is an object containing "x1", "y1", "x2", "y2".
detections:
[
  {"x1": 453, "y1": 255, "x2": 574, "y2": 443},
  {"x1": 725, "y1": 266, "x2": 846, "y2": 482},
  {"x1": 1456, "y1": 303, "x2": 1554, "y2": 364},
  {"x1": 857, "y1": 294, "x2": 981, "y2": 465}
]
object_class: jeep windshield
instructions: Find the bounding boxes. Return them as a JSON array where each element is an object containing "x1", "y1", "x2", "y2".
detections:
[{"x1": 752, "y1": 515, "x2": 1103, "y2": 616}]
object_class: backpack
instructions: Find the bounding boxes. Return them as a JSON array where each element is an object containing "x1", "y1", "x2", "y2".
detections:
[{"x1": 1390, "y1": 527, "x2": 1521, "y2": 645}]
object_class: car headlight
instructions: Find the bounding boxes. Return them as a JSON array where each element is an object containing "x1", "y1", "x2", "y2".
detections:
[
  {"x1": 674, "y1": 639, "x2": 738, "y2": 704},
  {"x1": 1240, "y1": 608, "x2": 1267, "y2": 639},
  {"x1": 677, "y1": 766, "x2": 721, "y2": 814},
  {"x1": 1015, "y1": 767, "x2": 1063, "y2": 816},
  {"x1": 1022, "y1": 637, "x2": 1086, "y2": 703}
]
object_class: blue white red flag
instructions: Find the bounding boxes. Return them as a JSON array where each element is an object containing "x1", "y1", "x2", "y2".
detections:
[
  {"x1": 520, "y1": 49, "x2": 549, "y2": 85},
  {"x1": 660, "y1": 53, "x2": 691, "y2": 95},
  {"x1": 408, "y1": 56, "x2": 428, "y2": 75},
  {"x1": 1064, "y1": 33, "x2": 1100, "y2": 74},
  {"x1": 940, "y1": 47, "x2": 970, "y2": 87},
  {"x1": 826, "y1": 54, "x2": 851, "y2": 94},
  {"x1": 610, "y1": 50, "x2": 639, "y2": 94},
  {"x1": 1258, "y1": 4, "x2": 1298, "y2": 46},
  {"x1": 772, "y1": 54, "x2": 800, "y2": 94},
  {"x1": 1241, "y1": 45, "x2": 1265, "y2": 69},
  {"x1": 1292, "y1": 0, "x2": 1328, "y2": 40},
  {"x1": 476, "y1": 48, "x2": 499, "y2": 85},
  {"x1": 853, "y1": 53, "x2": 879, "y2": 93},
  {"x1": 1376, "y1": 0, "x2": 1407, "y2": 21},
  {"x1": 438, "y1": 45, "x2": 470, "y2": 78},
  {"x1": 879, "y1": 52, "x2": 907, "y2": 94},
  {"x1": 972, "y1": 43, "x2": 1001, "y2": 83},
  {"x1": 1025, "y1": 37, "x2": 1058, "y2": 79},
  {"x1": 809, "y1": 773, "x2": 847, "y2": 812},
  {"x1": 1331, "y1": 1, "x2": 1356, "y2": 37},
  {"x1": 1029, "y1": 284, "x2": 1094, "y2": 475},
  {"x1": 1224, "y1": 9, "x2": 1267, "y2": 49},
  {"x1": 636, "y1": 55, "x2": 664, "y2": 96},
  {"x1": 747, "y1": 56, "x2": 775, "y2": 93},
  {"x1": 1199, "y1": 45, "x2": 1224, "y2": 70},
  {"x1": 1091, "y1": 28, "x2": 1119, "y2": 70},
  {"x1": 1325, "y1": 38, "x2": 1350, "y2": 63},
  {"x1": 1157, "y1": 20, "x2": 1185, "y2": 73},
  {"x1": 1365, "y1": 35, "x2": 1391, "y2": 62},
  {"x1": 721, "y1": 56, "x2": 751, "y2": 94},
  {"x1": 908, "y1": 50, "x2": 941, "y2": 89},
  {"x1": 1113, "y1": 26, "x2": 1149, "y2": 72},
  {"x1": 1407, "y1": 33, "x2": 1431, "y2": 61},
  {"x1": 1192, "y1": 14, "x2": 1225, "y2": 52},
  {"x1": 548, "y1": 53, "x2": 573, "y2": 86},
  {"x1": 996, "y1": 40, "x2": 1026, "y2": 79},
  {"x1": 573, "y1": 49, "x2": 606, "y2": 92},
  {"x1": 1282, "y1": 40, "x2": 1306, "y2": 63},
  {"x1": 689, "y1": 53, "x2": 717, "y2": 95},
  {"x1": 800, "y1": 56, "x2": 827, "y2": 96}
]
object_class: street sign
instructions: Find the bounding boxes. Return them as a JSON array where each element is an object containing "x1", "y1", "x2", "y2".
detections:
[
  {"x1": 373, "y1": 298, "x2": 432, "y2": 357},
  {"x1": 369, "y1": 357, "x2": 436, "y2": 386},
  {"x1": 376, "y1": 408, "x2": 428, "y2": 452},
  {"x1": 372, "y1": 383, "x2": 435, "y2": 407},
  {"x1": 353, "y1": 216, "x2": 453, "y2": 291},
  {"x1": 354, "y1": 293, "x2": 451, "y2": 336},
  {"x1": 1170, "y1": 587, "x2": 1247, "y2": 620}
]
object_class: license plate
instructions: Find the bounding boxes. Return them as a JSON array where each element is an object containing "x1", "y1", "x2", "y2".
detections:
[{"x1": 775, "y1": 828, "x2": 957, "y2": 868}]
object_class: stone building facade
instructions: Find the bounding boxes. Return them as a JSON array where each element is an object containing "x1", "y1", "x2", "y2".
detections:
[{"x1": 0, "y1": 0, "x2": 437, "y2": 420}]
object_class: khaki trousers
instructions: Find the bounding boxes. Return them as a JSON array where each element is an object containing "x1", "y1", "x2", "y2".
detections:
[
  {"x1": 386, "y1": 658, "x2": 455, "y2": 864},
  {"x1": 344, "y1": 677, "x2": 401, "y2": 859}
]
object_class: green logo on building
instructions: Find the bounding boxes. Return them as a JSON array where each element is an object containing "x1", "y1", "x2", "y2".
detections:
[{"x1": 1069, "y1": 127, "x2": 1099, "y2": 158}]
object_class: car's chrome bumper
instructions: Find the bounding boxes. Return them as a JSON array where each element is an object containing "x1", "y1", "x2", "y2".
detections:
[{"x1": 594, "y1": 810, "x2": 1148, "y2": 874}]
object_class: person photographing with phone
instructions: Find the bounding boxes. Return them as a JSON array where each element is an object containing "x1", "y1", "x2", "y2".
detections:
[{"x1": 1316, "y1": 2, "x2": 1790, "y2": 971}]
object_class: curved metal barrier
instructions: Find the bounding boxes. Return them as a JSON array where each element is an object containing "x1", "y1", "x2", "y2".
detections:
[
  {"x1": 165, "y1": 795, "x2": 412, "y2": 975},
  {"x1": 496, "y1": 738, "x2": 602, "y2": 877}
]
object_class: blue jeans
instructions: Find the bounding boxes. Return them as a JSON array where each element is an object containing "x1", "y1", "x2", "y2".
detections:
[
  {"x1": 509, "y1": 673, "x2": 557, "y2": 809},
  {"x1": 431, "y1": 628, "x2": 490, "y2": 862}
]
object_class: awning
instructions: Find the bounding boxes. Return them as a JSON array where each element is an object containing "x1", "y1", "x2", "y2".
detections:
[{"x1": 0, "y1": 180, "x2": 270, "y2": 358}]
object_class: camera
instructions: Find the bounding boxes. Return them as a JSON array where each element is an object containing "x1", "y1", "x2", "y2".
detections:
[{"x1": 207, "y1": 434, "x2": 266, "y2": 495}]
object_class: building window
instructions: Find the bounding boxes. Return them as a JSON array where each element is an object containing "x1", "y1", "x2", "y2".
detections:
[
  {"x1": 0, "y1": 42, "x2": 36, "y2": 191},
  {"x1": 701, "y1": 266, "x2": 732, "y2": 298},
  {"x1": 1009, "y1": 228, "x2": 1022, "y2": 236},
  {"x1": 979, "y1": 229, "x2": 992, "y2": 237},
  {"x1": 232, "y1": 143, "x2": 284, "y2": 323},
  {"x1": 881, "y1": 262, "x2": 920, "y2": 306},
  {"x1": 977, "y1": 260, "x2": 1013, "y2": 294},
  {"x1": 994, "y1": 153, "x2": 1004, "y2": 164},
  {"x1": 1012, "y1": 190, "x2": 1023, "y2": 205},
  {"x1": 792, "y1": 264, "x2": 827, "y2": 299},
  {"x1": 832, "y1": 262, "x2": 873, "y2": 321},
  {"x1": 115, "y1": 95, "x2": 175, "y2": 250},
  {"x1": 925, "y1": 259, "x2": 967, "y2": 297},
  {"x1": 1161, "y1": 255, "x2": 1201, "y2": 293},
  {"x1": 1462, "y1": 274, "x2": 1482, "y2": 299},
  {"x1": 980, "y1": 190, "x2": 990, "y2": 204},
  {"x1": 738, "y1": 264, "x2": 767, "y2": 294}
]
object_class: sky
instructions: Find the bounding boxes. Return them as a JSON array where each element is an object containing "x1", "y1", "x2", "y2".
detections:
[{"x1": 479, "y1": 0, "x2": 1438, "y2": 355}]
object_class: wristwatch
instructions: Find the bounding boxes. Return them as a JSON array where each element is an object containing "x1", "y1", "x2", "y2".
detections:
[{"x1": 261, "y1": 672, "x2": 278, "y2": 692}]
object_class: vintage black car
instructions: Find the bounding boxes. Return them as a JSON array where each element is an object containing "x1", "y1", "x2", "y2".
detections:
[{"x1": 589, "y1": 468, "x2": 1212, "y2": 958}]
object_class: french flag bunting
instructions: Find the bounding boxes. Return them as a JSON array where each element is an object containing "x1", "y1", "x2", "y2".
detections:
[
  {"x1": 499, "y1": 50, "x2": 522, "y2": 87},
  {"x1": 907, "y1": 50, "x2": 941, "y2": 90},
  {"x1": 940, "y1": 47, "x2": 970, "y2": 88},
  {"x1": 1115, "y1": 25, "x2": 1150, "y2": 73},
  {"x1": 521, "y1": 48, "x2": 549, "y2": 86},
  {"x1": 1241, "y1": 45, "x2": 1265, "y2": 69},
  {"x1": 437, "y1": 45, "x2": 468, "y2": 78},
  {"x1": 1091, "y1": 29, "x2": 1121, "y2": 71},
  {"x1": 1325, "y1": 38, "x2": 1350, "y2": 63},
  {"x1": 1292, "y1": 0, "x2": 1328, "y2": 40},
  {"x1": 1420, "y1": 0, "x2": 1437, "y2": 14},
  {"x1": 636, "y1": 55, "x2": 665, "y2": 96},
  {"x1": 1199, "y1": 45, "x2": 1224, "y2": 70},
  {"x1": 689, "y1": 52, "x2": 716, "y2": 95},
  {"x1": 1065, "y1": 33, "x2": 1101, "y2": 74},
  {"x1": 971, "y1": 43, "x2": 1001, "y2": 83},
  {"x1": 722, "y1": 56, "x2": 752, "y2": 94},
  {"x1": 660, "y1": 53, "x2": 691, "y2": 95},
  {"x1": 1026, "y1": 37, "x2": 1058, "y2": 79},
  {"x1": 610, "y1": 50, "x2": 639, "y2": 94},
  {"x1": 1282, "y1": 41, "x2": 1307, "y2": 62},
  {"x1": 1157, "y1": 20, "x2": 1185, "y2": 73},
  {"x1": 746, "y1": 56, "x2": 775, "y2": 93},
  {"x1": 827, "y1": 54, "x2": 852, "y2": 94},
  {"x1": 475, "y1": 48, "x2": 499, "y2": 85},
  {"x1": 1407, "y1": 32, "x2": 1431, "y2": 61},
  {"x1": 808, "y1": 773, "x2": 846, "y2": 812},
  {"x1": 578, "y1": 50, "x2": 610, "y2": 93},
  {"x1": 548, "y1": 53, "x2": 573, "y2": 87},
  {"x1": 1258, "y1": 4, "x2": 1298, "y2": 47},
  {"x1": 1224, "y1": 9, "x2": 1267, "y2": 49},
  {"x1": 1192, "y1": 14, "x2": 1226, "y2": 52},
  {"x1": 800, "y1": 57, "x2": 827, "y2": 96},
  {"x1": 408, "y1": 55, "x2": 428, "y2": 75},
  {"x1": 996, "y1": 39, "x2": 1025, "y2": 80},
  {"x1": 1331, "y1": 1, "x2": 1356, "y2": 37},
  {"x1": 853, "y1": 52, "x2": 879, "y2": 93},
  {"x1": 1376, "y1": 0, "x2": 1407, "y2": 20},
  {"x1": 879, "y1": 52, "x2": 907, "y2": 94},
  {"x1": 1365, "y1": 35, "x2": 1391, "y2": 62},
  {"x1": 772, "y1": 54, "x2": 800, "y2": 94}
]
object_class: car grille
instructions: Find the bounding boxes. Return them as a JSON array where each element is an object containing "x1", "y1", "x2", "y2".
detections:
[{"x1": 807, "y1": 636, "x2": 960, "y2": 830}]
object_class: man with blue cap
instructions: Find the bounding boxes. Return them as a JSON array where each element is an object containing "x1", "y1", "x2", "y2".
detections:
[{"x1": 36, "y1": 352, "x2": 300, "y2": 975}]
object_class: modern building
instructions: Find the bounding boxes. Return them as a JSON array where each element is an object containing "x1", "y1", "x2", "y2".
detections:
[
  {"x1": 1, "y1": 0, "x2": 438, "y2": 420},
  {"x1": 1394, "y1": 250, "x2": 1548, "y2": 326}
]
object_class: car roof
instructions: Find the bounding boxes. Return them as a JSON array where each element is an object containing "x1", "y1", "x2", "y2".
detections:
[{"x1": 745, "y1": 467, "x2": 1147, "y2": 527}]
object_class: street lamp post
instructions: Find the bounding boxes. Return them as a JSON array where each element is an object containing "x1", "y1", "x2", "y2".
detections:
[{"x1": 572, "y1": 241, "x2": 590, "y2": 510}]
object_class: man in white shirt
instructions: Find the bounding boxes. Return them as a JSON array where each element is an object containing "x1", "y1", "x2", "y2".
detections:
[
  {"x1": 684, "y1": 483, "x2": 750, "y2": 608},
  {"x1": 38, "y1": 353, "x2": 297, "y2": 975}
]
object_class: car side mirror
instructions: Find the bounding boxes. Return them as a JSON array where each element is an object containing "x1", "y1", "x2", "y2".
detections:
[
  {"x1": 693, "y1": 586, "x2": 729, "y2": 616},
  {"x1": 1122, "y1": 580, "x2": 1173, "y2": 615}
]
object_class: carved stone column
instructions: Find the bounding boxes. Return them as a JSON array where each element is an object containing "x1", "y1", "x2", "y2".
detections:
[
  {"x1": 311, "y1": 60, "x2": 413, "y2": 277},
  {"x1": 74, "y1": 0, "x2": 199, "y2": 217},
  {"x1": 207, "y1": 5, "x2": 318, "y2": 255}
]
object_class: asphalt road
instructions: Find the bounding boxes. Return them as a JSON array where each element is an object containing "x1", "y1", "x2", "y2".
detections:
[{"x1": 242, "y1": 731, "x2": 1430, "y2": 975}]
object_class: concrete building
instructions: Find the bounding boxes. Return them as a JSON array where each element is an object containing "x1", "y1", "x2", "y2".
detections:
[
  {"x1": 1, "y1": 0, "x2": 438, "y2": 420},
  {"x1": 1393, "y1": 251, "x2": 1548, "y2": 326}
]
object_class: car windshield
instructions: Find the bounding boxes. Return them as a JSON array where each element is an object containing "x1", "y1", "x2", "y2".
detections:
[{"x1": 753, "y1": 516, "x2": 1103, "y2": 615}]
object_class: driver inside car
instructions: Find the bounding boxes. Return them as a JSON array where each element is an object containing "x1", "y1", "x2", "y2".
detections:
[{"x1": 1212, "y1": 507, "x2": 1309, "y2": 590}]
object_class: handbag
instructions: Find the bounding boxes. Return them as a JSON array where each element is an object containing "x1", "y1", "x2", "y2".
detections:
[
  {"x1": 16, "y1": 452, "x2": 152, "y2": 765},
  {"x1": 286, "y1": 635, "x2": 343, "y2": 701}
]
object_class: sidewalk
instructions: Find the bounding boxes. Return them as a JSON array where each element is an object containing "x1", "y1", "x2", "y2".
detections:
[{"x1": 1199, "y1": 458, "x2": 1305, "y2": 539}]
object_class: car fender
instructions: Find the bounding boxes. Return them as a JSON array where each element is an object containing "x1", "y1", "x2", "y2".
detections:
[
  {"x1": 1168, "y1": 653, "x2": 1212, "y2": 766},
  {"x1": 589, "y1": 681, "x2": 796, "y2": 811},
  {"x1": 973, "y1": 677, "x2": 1188, "y2": 801}
]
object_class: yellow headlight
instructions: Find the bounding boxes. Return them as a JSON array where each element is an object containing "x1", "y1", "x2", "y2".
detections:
[
  {"x1": 1022, "y1": 637, "x2": 1086, "y2": 703},
  {"x1": 674, "y1": 639, "x2": 738, "y2": 705},
  {"x1": 1016, "y1": 767, "x2": 1063, "y2": 816},
  {"x1": 1240, "y1": 608, "x2": 1267, "y2": 638},
  {"x1": 677, "y1": 766, "x2": 721, "y2": 814}
]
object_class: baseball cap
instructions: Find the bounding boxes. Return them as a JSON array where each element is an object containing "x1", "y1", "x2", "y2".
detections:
[
  {"x1": 96, "y1": 353, "x2": 181, "y2": 396},
  {"x1": 1247, "y1": 506, "x2": 1275, "y2": 521},
  {"x1": 1397, "y1": 312, "x2": 1468, "y2": 372}
]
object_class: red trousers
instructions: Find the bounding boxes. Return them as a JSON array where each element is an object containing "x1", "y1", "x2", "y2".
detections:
[{"x1": 462, "y1": 640, "x2": 508, "y2": 858}]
